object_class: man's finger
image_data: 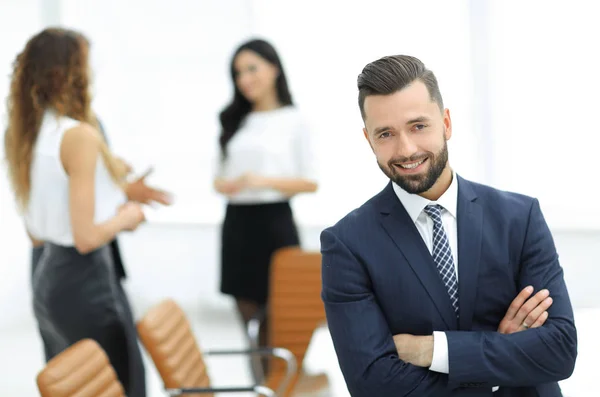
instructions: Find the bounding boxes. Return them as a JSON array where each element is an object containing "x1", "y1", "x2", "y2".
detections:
[
  {"x1": 530, "y1": 311, "x2": 549, "y2": 328},
  {"x1": 522, "y1": 297, "x2": 553, "y2": 329},
  {"x1": 505, "y1": 286, "x2": 534, "y2": 320},
  {"x1": 514, "y1": 289, "x2": 550, "y2": 325}
]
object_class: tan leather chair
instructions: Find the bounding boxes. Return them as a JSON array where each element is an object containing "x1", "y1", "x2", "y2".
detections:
[
  {"x1": 36, "y1": 338, "x2": 125, "y2": 397},
  {"x1": 249, "y1": 247, "x2": 329, "y2": 396},
  {"x1": 137, "y1": 299, "x2": 296, "y2": 396}
]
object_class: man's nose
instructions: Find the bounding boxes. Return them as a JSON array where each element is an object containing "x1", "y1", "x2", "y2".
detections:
[{"x1": 395, "y1": 133, "x2": 419, "y2": 159}]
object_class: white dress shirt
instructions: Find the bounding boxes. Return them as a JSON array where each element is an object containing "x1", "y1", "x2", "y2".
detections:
[{"x1": 392, "y1": 173, "x2": 499, "y2": 392}]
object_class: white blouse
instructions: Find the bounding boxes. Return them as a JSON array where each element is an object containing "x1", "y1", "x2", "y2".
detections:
[
  {"x1": 216, "y1": 105, "x2": 318, "y2": 204},
  {"x1": 25, "y1": 110, "x2": 127, "y2": 246}
]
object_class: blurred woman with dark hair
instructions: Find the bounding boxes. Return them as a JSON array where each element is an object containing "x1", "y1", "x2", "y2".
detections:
[
  {"x1": 4, "y1": 28, "x2": 147, "y2": 396},
  {"x1": 214, "y1": 38, "x2": 319, "y2": 379}
]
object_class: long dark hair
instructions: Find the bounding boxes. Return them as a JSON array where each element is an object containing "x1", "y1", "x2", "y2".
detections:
[{"x1": 218, "y1": 39, "x2": 293, "y2": 158}]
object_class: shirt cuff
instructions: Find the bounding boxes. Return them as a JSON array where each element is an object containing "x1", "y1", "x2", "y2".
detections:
[
  {"x1": 429, "y1": 332, "x2": 499, "y2": 392},
  {"x1": 429, "y1": 331, "x2": 449, "y2": 373}
]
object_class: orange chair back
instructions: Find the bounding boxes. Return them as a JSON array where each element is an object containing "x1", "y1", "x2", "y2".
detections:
[
  {"x1": 137, "y1": 299, "x2": 213, "y2": 397},
  {"x1": 265, "y1": 247, "x2": 326, "y2": 395},
  {"x1": 37, "y1": 339, "x2": 125, "y2": 397}
]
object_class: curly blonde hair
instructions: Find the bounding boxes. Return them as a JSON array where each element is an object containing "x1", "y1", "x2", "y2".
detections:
[{"x1": 3, "y1": 27, "x2": 126, "y2": 212}]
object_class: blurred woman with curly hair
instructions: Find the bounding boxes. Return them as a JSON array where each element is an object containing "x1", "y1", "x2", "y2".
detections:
[{"x1": 4, "y1": 27, "x2": 146, "y2": 396}]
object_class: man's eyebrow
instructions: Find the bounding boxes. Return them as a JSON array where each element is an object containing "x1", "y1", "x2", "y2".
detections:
[
  {"x1": 373, "y1": 126, "x2": 393, "y2": 135},
  {"x1": 372, "y1": 116, "x2": 432, "y2": 134},
  {"x1": 406, "y1": 116, "x2": 431, "y2": 124}
]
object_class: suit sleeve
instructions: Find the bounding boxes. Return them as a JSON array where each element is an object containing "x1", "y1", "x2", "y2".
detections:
[
  {"x1": 321, "y1": 227, "x2": 450, "y2": 396},
  {"x1": 445, "y1": 199, "x2": 577, "y2": 388}
]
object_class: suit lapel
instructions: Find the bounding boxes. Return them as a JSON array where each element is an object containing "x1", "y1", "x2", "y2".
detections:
[
  {"x1": 456, "y1": 177, "x2": 482, "y2": 331},
  {"x1": 378, "y1": 183, "x2": 458, "y2": 330}
]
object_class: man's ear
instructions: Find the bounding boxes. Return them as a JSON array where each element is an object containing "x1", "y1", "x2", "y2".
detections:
[
  {"x1": 363, "y1": 128, "x2": 374, "y2": 152},
  {"x1": 443, "y1": 108, "x2": 452, "y2": 141}
]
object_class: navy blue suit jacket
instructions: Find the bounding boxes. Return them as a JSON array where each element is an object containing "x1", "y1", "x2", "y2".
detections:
[{"x1": 321, "y1": 176, "x2": 577, "y2": 397}]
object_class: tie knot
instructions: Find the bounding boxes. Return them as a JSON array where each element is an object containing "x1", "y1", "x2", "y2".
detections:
[{"x1": 424, "y1": 204, "x2": 443, "y2": 222}]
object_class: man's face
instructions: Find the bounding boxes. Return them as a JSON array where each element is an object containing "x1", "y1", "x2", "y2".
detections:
[{"x1": 363, "y1": 81, "x2": 452, "y2": 196}]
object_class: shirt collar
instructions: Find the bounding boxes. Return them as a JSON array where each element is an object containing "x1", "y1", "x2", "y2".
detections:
[{"x1": 392, "y1": 171, "x2": 458, "y2": 223}]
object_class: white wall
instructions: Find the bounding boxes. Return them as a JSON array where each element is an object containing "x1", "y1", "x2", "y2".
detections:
[
  {"x1": 18, "y1": 0, "x2": 481, "y2": 228},
  {"x1": 59, "y1": 0, "x2": 254, "y2": 225},
  {"x1": 1, "y1": 0, "x2": 599, "y2": 331},
  {"x1": 0, "y1": 0, "x2": 43, "y2": 332},
  {"x1": 248, "y1": 0, "x2": 483, "y2": 227},
  {"x1": 486, "y1": 0, "x2": 600, "y2": 231}
]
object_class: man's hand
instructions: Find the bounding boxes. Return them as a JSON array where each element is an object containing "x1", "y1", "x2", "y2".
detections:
[
  {"x1": 125, "y1": 168, "x2": 173, "y2": 205},
  {"x1": 498, "y1": 286, "x2": 552, "y2": 334},
  {"x1": 393, "y1": 334, "x2": 434, "y2": 367},
  {"x1": 392, "y1": 287, "x2": 552, "y2": 368}
]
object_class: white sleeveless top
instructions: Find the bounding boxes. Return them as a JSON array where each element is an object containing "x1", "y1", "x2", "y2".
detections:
[{"x1": 25, "y1": 110, "x2": 127, "y2": 246}]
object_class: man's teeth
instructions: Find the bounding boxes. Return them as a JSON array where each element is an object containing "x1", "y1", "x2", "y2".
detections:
[{"x1": 399, "y1": 159, "x2": 425, "y2": 169}]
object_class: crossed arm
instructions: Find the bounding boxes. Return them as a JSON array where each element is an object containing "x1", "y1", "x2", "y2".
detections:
[
  {"x1": 393, "y1": 285, "x2": 553, "y2": 369},
  {"x1": 321, "y1": 228, "x2": 450, "y2": 396},
  {"x1": 321, "y1": 199, "x2": 577, "y2": 396}
]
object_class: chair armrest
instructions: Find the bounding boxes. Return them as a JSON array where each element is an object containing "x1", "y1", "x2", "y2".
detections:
[
  {"x1": 204, "y1": 347, "x2": 297, "y2": 396},
  {"x1": 166, "y1": 385, "x2": 275, "y2": 396}
]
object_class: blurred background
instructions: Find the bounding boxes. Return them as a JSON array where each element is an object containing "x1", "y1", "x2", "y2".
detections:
[{"x1": 0, "y1": 0, "x2": 598, "y2": 395}]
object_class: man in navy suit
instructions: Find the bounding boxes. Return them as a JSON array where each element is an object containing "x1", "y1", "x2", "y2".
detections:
[{"x1": 321, "y1": 55, "x2": 577, "y2": 396}]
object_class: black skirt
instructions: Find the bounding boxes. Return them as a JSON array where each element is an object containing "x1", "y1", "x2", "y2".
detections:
[
  {"x1": 31, "y1": 239, "x2": 126, "y2": 283},
  {"x1": 32, "y1": 243, "x2": 146, "y2": 397},
  {"x1": 220, "y1": 201, "x2": 300, "y2": 304}
]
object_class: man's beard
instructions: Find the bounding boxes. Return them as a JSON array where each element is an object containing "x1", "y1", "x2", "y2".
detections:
[{"x1": 378, "y1": 140, "x2": 448, "y2": 194}]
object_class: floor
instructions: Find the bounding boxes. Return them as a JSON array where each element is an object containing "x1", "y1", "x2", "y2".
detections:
[
  {"x1": 0, "y1": 300, "x2": 346, "y2": 396},
  {"x1": 0, "y1": 302, "x2": 596, "y2": 396}
]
